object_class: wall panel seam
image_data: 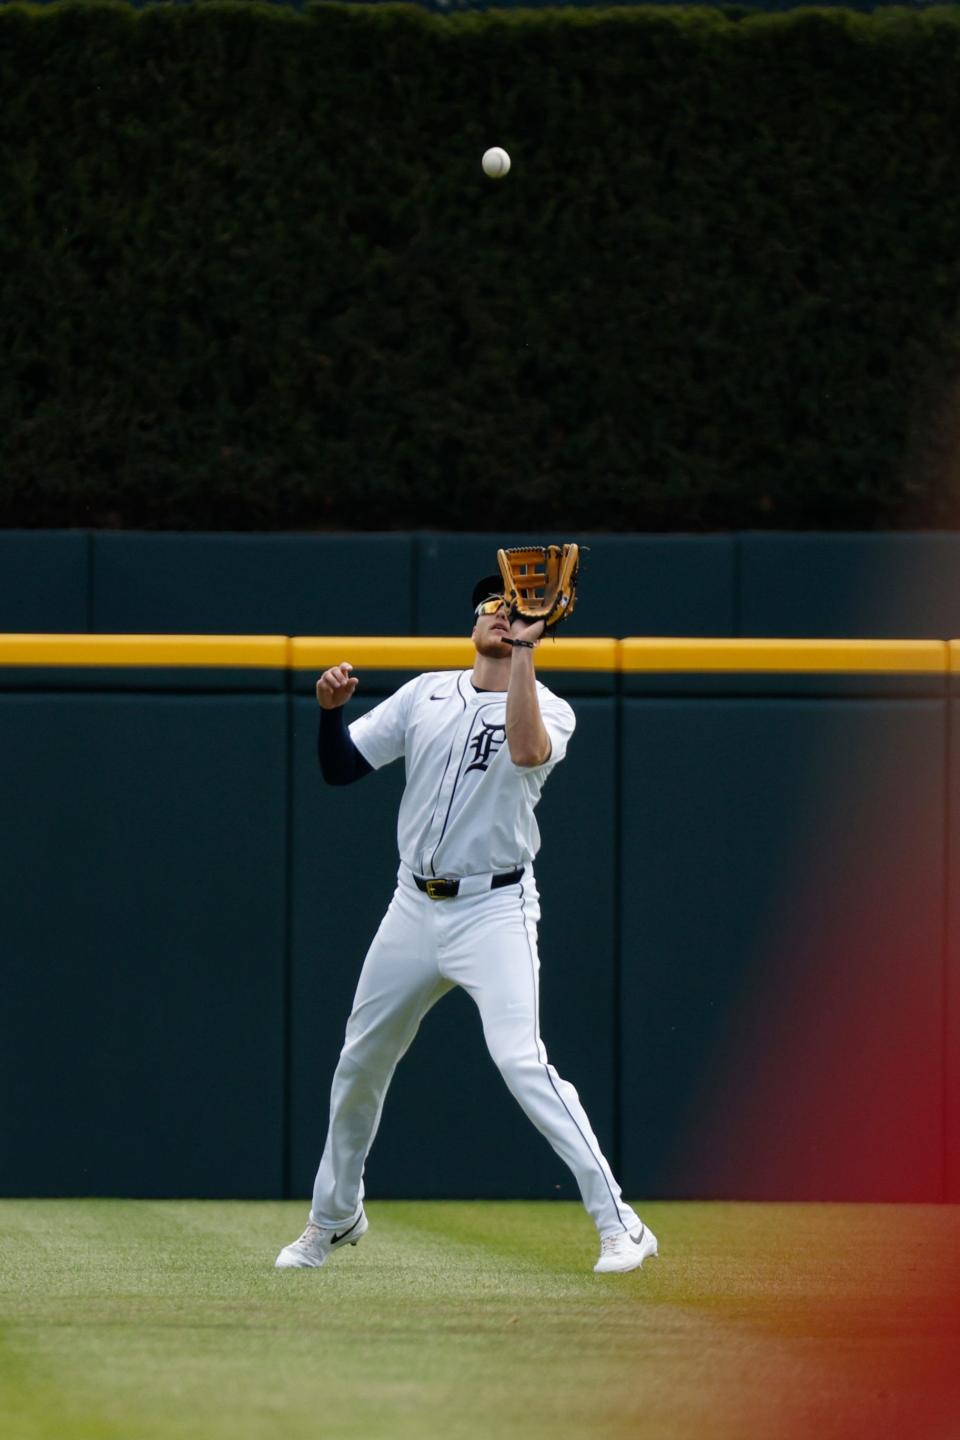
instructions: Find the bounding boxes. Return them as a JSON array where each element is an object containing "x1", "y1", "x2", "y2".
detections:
[
  {"x1": 282, "y1": 688, "x2": 295, "y2": 1200},
  {"x1": 943, "y1": 691, "x2": 953, "y2": 1202},
  {"x1": 612, "y1": 670, "x2": 624, "y2": 1181},
  {"x1": 85, "y1": 530, "x2": 95, "y2": 633}
]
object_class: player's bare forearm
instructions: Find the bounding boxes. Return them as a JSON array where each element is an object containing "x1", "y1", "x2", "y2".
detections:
[{"x1": 505, "y1": 626, "x2": 551, "y2": 767}]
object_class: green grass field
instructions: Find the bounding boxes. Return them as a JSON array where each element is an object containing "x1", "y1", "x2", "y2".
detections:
[{"x1": 1, "y1": 1201, "x2": 958, "y2": 1440}]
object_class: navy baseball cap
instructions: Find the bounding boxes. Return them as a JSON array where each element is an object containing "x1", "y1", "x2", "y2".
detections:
[{"x1": 471, "y1": 574, "x2": 504, "y2": 610}]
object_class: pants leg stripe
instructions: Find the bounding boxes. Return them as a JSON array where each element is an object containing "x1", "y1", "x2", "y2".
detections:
[{"x1": 518, "y1": 883, "x2": 628, "y2": 1234}]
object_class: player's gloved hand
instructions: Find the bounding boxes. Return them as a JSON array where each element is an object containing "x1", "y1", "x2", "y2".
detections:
[
  {"x1": 316, "y1": 662, "x2": 359, "y2": 709},
  {"x1": 497, "y1": 543, "x2": 580, "y2": 632}
]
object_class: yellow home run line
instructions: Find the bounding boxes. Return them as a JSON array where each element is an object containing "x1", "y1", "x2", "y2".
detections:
[
  {"x1": 0, "y1": 635, "x2": 952, "y2": 673},
  {"x1": 288, "y1": 636, "x2": 619, "y2": 671},
  {"x1": 619, "y1": 638, "x2": 949, "y2": 673},
  {"x1": 0, "y1": 635, "x2": 291, "y2": 668}
]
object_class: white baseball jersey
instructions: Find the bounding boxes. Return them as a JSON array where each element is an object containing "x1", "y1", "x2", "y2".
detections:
[{"x1": 348, "y1": 669, "x2": 576, "y2": 879}]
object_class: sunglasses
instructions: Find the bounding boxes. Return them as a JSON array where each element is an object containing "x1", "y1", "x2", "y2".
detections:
[{"x1": 474, "y1": 595, "x2": 508, "y2": 617}]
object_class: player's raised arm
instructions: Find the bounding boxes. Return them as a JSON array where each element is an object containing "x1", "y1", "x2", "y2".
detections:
[
  {"x1": 494, "y1": 543, "x2": 581, "y2": 767},
  {"x1": 505, "y1": 618, "x2": 551, "y2": 767}
]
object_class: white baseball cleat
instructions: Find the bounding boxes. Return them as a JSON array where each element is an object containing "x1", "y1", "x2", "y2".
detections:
[
  {"x1": 275, "y1": 1209, "x2": 368, "y2": 1269},
  {"x1": 593, "y1": 1222, "x2": 658, "y2": 1274}
]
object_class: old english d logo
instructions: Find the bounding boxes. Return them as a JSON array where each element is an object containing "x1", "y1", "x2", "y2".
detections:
[{"x1": 465, "y1": 721, "x2": 506, "y2": 774}]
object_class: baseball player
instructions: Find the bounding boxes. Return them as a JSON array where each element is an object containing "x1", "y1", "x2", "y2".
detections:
[{"x1": 276, "y1": 573, "x2": 657, "y2": 1274}]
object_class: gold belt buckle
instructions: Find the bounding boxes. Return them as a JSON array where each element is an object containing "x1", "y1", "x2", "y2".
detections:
[{"x1": 425, "y1": 878, "x2": 447, "y2": 900}]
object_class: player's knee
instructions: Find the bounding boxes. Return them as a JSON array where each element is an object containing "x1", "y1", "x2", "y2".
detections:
[
  {"x1": 334, "y1": 1042, "x2": 388, "y2": 1092},
  {"x1": 489, "y1": 1046, "x2": 540, "y2": 1095}
]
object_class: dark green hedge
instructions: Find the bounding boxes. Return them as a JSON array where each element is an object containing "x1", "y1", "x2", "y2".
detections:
[{"x1": 2, "y1": 1, "x2": 960, "y2": 530}]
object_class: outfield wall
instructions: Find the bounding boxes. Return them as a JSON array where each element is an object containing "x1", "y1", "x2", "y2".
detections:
[
  {"x1": 1, "y1": 634, "x2": 956, "y2": 1204},
  {"x1": 5, "y1": 530, "x2": 960, "y2": 638}
]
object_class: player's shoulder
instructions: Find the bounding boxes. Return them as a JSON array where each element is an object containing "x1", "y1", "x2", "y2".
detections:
[
  {"x1": 403, "y1": 670, "x2": 467, "y2": 704},
  {"x1": 538, "y1": 679, "x2": 575, "y2": 714},
  {"x1": 535, "y1": 678, "x2": 575, "y2": 711}
]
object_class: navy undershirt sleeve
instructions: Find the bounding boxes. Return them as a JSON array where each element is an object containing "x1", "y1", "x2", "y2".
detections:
[{"x1": 318, "y1": 707, "x2": 373, "y2": 786}]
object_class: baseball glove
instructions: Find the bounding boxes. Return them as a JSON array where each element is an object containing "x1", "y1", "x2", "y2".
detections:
[{"x1": 496, "y1": 543, "x2": 581, "y2": 630}]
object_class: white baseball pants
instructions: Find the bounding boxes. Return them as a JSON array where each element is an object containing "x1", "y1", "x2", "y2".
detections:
[{"x1": 310, "y1": 868, "x2": 639, "y2": 1239}]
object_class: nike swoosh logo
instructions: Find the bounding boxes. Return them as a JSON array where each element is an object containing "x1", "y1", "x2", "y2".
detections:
[
  {"x1": 331, "y1": 1214, "x2": 363, "y2": 1245},
  {"x1": 430, "y1": 694, "x2": 447, "y2": 701},
  {"x1": 630, "y1": 1225, "x2": 646, "y2": 1246}
]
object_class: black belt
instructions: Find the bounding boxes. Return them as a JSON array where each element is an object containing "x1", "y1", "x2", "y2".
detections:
[{"x1": 414, "y1": 867, "x2": 524, "y2": 900}]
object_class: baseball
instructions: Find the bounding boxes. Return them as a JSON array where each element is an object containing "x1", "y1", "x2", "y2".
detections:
[{"x1": 482, "y1": 147, "x2": 511, "y2": 180}]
